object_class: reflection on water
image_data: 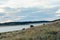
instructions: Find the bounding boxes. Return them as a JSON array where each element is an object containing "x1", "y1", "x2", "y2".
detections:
[{"x1": 0, "y1": 23, "x2": 42, "y2": 33}]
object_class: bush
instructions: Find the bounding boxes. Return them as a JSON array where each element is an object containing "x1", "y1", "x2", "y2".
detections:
[
  {"x1": 30, "y1": 25, "x2": 34, "y2": 28},
  {"x1": 22, "y1": 28, "x2": 25, "y2": 30}
]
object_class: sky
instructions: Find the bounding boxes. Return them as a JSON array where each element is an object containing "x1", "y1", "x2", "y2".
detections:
[{"x1": 0, "y1": 0, "x2": 60, "y2": 23}]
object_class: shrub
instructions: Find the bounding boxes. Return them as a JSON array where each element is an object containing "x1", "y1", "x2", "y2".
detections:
[
  {"x1": 22, "y1": 28, "x2": 25, "y2": 30},
  {"x1": 30, "y1": 25, "x2": 34, "y2": 28}
]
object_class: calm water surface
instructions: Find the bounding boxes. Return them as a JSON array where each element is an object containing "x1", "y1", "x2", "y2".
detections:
[{"x1": 0, "y1": 23, "x2": 43, "y2": 33}]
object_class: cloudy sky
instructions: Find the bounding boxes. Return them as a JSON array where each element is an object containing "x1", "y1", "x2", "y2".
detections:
[{"x1": 0, "y1": 0, "x2": 60, "y2": 23}]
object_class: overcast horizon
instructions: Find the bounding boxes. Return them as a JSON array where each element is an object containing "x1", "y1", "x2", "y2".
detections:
[{"x1": 0, "y1": 0, "x2": 60, "y2": 23}]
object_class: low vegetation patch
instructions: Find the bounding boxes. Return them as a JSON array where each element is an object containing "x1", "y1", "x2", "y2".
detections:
[{"x1": 0, "y1": 21, "x2": 60, "y2": 40}]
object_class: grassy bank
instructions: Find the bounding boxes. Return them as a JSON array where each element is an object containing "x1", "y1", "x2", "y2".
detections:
[{"x1": 0, "y1": 21, "x2": 60, "y2": 40}]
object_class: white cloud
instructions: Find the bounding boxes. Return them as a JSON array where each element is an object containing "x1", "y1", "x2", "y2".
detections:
[
  {"x1": 5, "y1": 20, "x2": 13, "y2": 22},
  {"x1": 0, "y1": 19, "x2": 13, "y2": 23},
  {"x1": 56, "y1": 15, "x2": 60, "y2": 17},
  {"x1": 14, "y1": 16, "x2": 25, "y2": 20},
  {"x1": 8, "y1": 0, "x2": 60, "y2": 8},
  {"x1": 0, "y1": 0, "x2": 9, "y2": 5},
  {"x1": 55, "y1": 9, "x2": 60, "y2": 16},
  {"x1": 0, "y1": 7, "x2": 5, "y2": 12},
  {"x1": 56, "y1": 9, "x2": 60, "y2": 13},
  {"x1": 42, "y1": 17, "x2": 59, "y2": 21},
  {"x1": 0, "y1": 0, "x2": 59, "y2": 8},
  {"x1": 0, "y1": 16, "x2": 25, "y2": 23},
  {"x1": 0, "y1": 16, "x2": 4, "y2": 18},
  {"x1": 0, "y1": 0, "x2": 60, "y2": 23}
]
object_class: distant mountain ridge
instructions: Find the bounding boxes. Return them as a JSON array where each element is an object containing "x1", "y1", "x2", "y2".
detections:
[{"x1": 0, "y1": 19, "x2": 60, "y2": 26}]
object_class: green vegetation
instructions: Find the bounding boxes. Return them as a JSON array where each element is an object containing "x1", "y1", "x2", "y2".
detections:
[{"x1": 0, "y1": 21, "x2": 60, "y2": 40}]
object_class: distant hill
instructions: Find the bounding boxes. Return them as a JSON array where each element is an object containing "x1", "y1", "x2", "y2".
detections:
[
  {"x1": 0, "y1": 19, "x2": 60, "y2": 26},
  {"x1": 0, "y1": 21, "x2": 51, "y2": 26},
  {"x1": 0, "y1": 19, "x2": 60, "y2": 40},
  {"x1": 53, "y1": 19, "x2": 60, "y2": 22}
]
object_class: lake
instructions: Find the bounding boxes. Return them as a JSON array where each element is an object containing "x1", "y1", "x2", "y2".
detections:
[{"x1": 0, "y1": 23, "x2": 43, "y2": 33}]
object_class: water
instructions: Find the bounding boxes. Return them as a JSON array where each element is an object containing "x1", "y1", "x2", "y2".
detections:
[{"x1": 0, "y1": 23, "x2": 43, "y2": 33}]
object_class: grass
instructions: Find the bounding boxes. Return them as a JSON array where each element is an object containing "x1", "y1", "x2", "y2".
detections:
[{"x1": 0, "y1": 21, "x2": 60, "y2": 40}]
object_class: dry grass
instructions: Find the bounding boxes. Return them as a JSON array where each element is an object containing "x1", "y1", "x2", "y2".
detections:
[{"x1": 0, "y1": 21, "x2": 60, "y2": 40}]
